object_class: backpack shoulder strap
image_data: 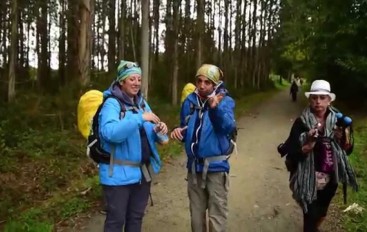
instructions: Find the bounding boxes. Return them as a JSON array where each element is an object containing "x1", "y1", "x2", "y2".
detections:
[
  {"x1": 104, "y1": 95, "x2": 127, "y2": 119},
  {"x1": 184, "y1": 102, "x2": 197, "y2": 125}
]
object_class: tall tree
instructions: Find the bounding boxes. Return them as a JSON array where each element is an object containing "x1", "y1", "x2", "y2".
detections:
[
  {"x1": 37, "y1": 0, "x2": 50, "y2": 90},
  {"x1": 79, "y1": 0, "x2": 94, "y2": 87},
  {"x1": 8, "y1": 0, "x2": 17, "y2": 102},
  {"x1": 118, "y1": 0, "x2": 126, "y2": 60},
  {"x1": 67, "y1": 0, "x2": 79, "y2": 83},
  {"x1": 152, "y1": 0, "x2": 160, "y2": 63},
  {"x1": 59, "y1": 0, "x2": 66, "y2": 85},
  {"x1": 196, "y1": 0, "x2": 204, "y2": 67},
  {"x1": 141, "y1": 0, "x2": 149, "y2": 98},
  {"x1": 171, "y1": 0, "x2": 181, "y2": 105},
  {"x1": 107, "y1": 0, "x2": 116, "y2": 73}
]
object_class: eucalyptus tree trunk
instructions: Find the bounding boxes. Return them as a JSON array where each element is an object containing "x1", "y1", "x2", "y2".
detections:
[
  {"x1": 37, "y1": 0, "x2": 50, "y2": 90},
  {"x1": 246, "y1": 0, "x2": 252, "y2": 87},
  {"x1": 234, "y1": 0, "x2": 242, "y2": 89},
  {"x1": 141, "y1": 0, "x2": 149, "y2": 99},
  {"x1": 118, "y1": 0, "x2": 126, "y2": 60},
  {"x1": 256, "y1": 2, "x2": 265, "y2": 89},
  {"x1": 100, "y1": 1, "x2": 107, "y2": 70},
  {"x1": 153, "y1": 0, "x2": 160, "y2": 63},
  {"x1": 251, "y1": 0, "x2": 258, "y2": 88},
  {"x1": 210, "y1": 0, "x2": 216, "y2": 62},
  {"x1": 171, "y1": 0, "x2": 181, "y2": 105},
  {"x1": 8, "y1": 0, "x2": 17, "y2": 102},
  {"x1": 108, "y1": 0, "x2": 116, "y2": 73},
  {"x1": 79, "y1": 0, "x2": 94, "y2": 87},
  {"x1": 241, "y1": 0, "x2": 248, "y2": 88},
  {"x1": 59, "y1": 0, "x2": 66, "y2": 85},
  {"x1": 67, "y1": 0, "x2": 79, "y2": 83},
  {"x1": 196, "y1": 0, "x2": 204, "y2": 68},
  {"x1": 223, "y1": 0, "x2": 229, "y2": 75},
  {"x1": 217, "y1": 0, "x2": 222, "y2": 66},
  {"x1": 18, "y1": 8, "x2": 25, "y2": 80}
]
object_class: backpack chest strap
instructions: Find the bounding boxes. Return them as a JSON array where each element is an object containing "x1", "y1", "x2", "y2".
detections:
[
  {"x1": 108, "y1": 146, "x2": 153, "y2": 182},
  {"x1": 190, "y1": 155, "x2": 229, "y2": 189}
]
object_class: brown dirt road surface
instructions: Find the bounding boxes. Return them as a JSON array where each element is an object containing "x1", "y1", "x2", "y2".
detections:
[{"x1": 61, "y1": 89, "x2": 345, "y2": 232}]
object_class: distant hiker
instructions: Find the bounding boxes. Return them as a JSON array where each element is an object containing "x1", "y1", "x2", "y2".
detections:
[
  {"x1": 170, "y1": 64, "x2": 237, "y2": 232},
  {"x1": 290, "y1": 80, "x2": 299, "y2": 102},
  {"x1": 98, "y1": 60, "x2": 169, "y2": 232},
  {"x1": 285, "y1": 80, "x2": 358, "y2": 232}
]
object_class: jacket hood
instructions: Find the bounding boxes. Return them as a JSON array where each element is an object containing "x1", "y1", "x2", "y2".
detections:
[{"x1": 103, "y1": 81, "x2": 143, "y2": 106}]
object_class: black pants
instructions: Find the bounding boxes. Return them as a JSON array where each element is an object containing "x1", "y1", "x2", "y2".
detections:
[
  {"x1": 303, "y1": 182, "x2": 338, "y2": 232},
  {"x1": 103, "y1": 180, "x2": 151, "y2": 232}
]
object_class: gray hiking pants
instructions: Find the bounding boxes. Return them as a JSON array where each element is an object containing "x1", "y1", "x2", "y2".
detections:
[{"x1": 187, "y1": 172, "x2": 229, "y2": 232}]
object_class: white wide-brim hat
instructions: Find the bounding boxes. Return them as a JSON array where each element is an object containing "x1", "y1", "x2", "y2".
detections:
[{"x1": 304, "y1": 80, "x2": 336, "y2": 101}]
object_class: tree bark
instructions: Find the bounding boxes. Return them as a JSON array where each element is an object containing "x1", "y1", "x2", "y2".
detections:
[
  {"x1": 153, "y1": 0, "x2": 160, "y2": 63},
  {"x1": 118, "y1": 0, "x2": 126, "y2": 60},
  {"x1": 79, "y1": 0, "x2": 93, "y2": 87},
  {"x1": 196, "y1": 0, "x2": 204, "y2": 68},
  {"x1": 108, "y1": 0, "x2": 116, "y2": 73},
  {"x1": 141, "y1": 0, "x2": 149, "y2": 99},
  {"x1": 37, "y1": 0, "x2": 50, "y2": 90},
  {"x1": 67, "y1": 0, "x2": 79, "y2": 83},
  {"x1": 8, "y1": 0, "x2": 17, "y2": 102},
  {"x1": 59, "y1": 0, "x2": 66, "y2": 85},
  {"x1": 171, "y1": 0, "x2": 181, "y2": 105}
]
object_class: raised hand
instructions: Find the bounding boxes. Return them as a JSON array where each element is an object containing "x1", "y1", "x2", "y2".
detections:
[{"x1": 208, "y1": 93, "x2": 224, "y2": 108}]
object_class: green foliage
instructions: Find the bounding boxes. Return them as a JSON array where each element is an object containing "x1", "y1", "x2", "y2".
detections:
[
  {"x1": 274, "y1": 0, "x2": 367, "y2": 105},
  {"x1": 337, "y1": 117, "x2": 367, "y2": 231},
  {"x1": 59, "y1": 198, "x2": 90, "y2": 219},
  {"x1": 4, "y1": 221, "x2": 53, "y2": 232}
]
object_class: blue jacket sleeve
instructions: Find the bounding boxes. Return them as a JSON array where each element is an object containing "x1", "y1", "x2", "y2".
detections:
[
  {"x1": 208, "y1": 96, "x2": 236, "y2": 135},
  {"x1": 99, "y1": 98, "x2": 144, "y2": 143}
]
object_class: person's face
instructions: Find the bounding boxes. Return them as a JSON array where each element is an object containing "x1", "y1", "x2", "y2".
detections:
[
  {"x1": 309, "y1": 94, "x2": 331, "y2": 114},
  {"x1": 120, "y1": 74, "x2": 141, "y2": 97},
  {"x1": 196, "y1": 75, "x2": 215, "y2": 97}
]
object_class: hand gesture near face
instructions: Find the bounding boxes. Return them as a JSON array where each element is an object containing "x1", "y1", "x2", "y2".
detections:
[{"x1": 208, "y1": 93, "x2": 224, "y2": 109}]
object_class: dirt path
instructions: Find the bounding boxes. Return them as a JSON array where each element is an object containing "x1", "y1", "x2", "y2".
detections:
[{"x1": 71, "y1": 90, "x2": 309, "y2": 232}]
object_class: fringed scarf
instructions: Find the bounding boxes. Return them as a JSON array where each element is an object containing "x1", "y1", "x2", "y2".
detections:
[{"x1": 290, "y1": 107, "x2": 358, "y2": 213}]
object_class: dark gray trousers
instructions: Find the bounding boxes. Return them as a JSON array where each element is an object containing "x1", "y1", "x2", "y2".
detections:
[{"x1": 103, "y1": 181, "x2": 151, "y2": 232}]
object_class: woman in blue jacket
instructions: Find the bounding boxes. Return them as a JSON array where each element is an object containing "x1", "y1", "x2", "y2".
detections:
[{"x1": 99, "y1": 60, "x2": 168, "y2": 232}]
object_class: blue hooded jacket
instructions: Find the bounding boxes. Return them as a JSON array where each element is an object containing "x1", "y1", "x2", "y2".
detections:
[
  {"x1": 180, "y1": 83, "x2": 236, "y2": 173},
  {"x1": 98, "y1": 83, "x2": 164, "y2": 185}
]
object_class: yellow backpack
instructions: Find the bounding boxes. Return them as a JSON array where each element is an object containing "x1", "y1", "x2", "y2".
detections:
[
  {"x1": 77, "y1": 90, "x2": 104, "y2": 139},
  {"x1": 180, "y1": 83, "x2": 196, "y2": 103}
]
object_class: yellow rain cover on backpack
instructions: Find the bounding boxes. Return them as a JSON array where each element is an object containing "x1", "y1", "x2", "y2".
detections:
[
  {"x1": 180, "y1": 83, "x2": 196, "y2": 103},
  {"x1": 77, "y1": 90, "x2": 103, "y2": 139}
]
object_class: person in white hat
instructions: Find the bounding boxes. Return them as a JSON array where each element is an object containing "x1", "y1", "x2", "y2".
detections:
[{"x1": 284, "y1": 80, "x2": 358, "y2": 232}]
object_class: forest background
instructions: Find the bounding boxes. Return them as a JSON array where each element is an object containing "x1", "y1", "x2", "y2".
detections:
[{"x1": 1, "y1": 0, "x2": 367, "y2": 231}]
